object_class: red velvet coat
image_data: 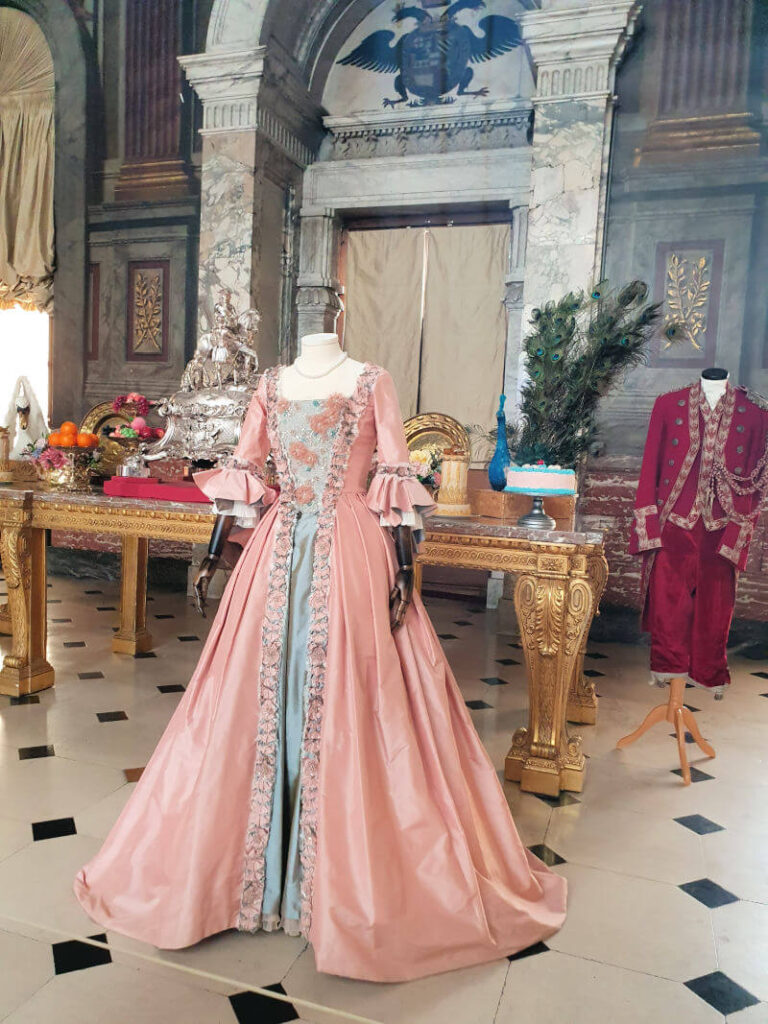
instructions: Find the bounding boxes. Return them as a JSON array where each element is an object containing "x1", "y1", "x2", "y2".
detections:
[{"x1": 630, "y1": 381, "x2": 768, "y2": 570}]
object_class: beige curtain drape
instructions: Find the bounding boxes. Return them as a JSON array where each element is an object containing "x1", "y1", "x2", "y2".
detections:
[
  {"x1": 0, "y1": 8, "x2": 55, "y2": 312},
  {"x1": 342, "y1": 228, "x2": 425, "y2": 417},
  {"x1": 343, "y1": 223, "x2": 509, "y2": 429},
  {"x1": 420, "y1": 224, "x2": 509, "y2": 429}
]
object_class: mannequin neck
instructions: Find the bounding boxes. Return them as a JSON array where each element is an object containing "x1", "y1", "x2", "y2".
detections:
[
  {"x1": 700, "y1": 369, "x2": 729, "y2": 408},
  {"x1": 296, "y1": 333, "x2": 343, "y2": 372}
]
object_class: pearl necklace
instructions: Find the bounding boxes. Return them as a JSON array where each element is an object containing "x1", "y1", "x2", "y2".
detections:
[{"x1": 292, "y1": 351, "x2": 349, "y2": 379}]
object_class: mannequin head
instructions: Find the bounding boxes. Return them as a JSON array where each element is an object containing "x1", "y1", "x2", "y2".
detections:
[
  {"x1": 701, "y1": 367, "x2": 729, "y2": 381},
  {"x1": 301, "y1": 333, "x2": 340, "y2": 351}
]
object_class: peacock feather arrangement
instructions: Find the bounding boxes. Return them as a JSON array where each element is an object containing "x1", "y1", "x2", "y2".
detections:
[{"x1": 516, "y1": 280, "x2": 679, "y2": 468}]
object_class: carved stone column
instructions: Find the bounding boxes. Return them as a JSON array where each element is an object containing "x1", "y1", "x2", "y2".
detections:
[
  {"x1": 296, "y1": 208, "x2": 344, "y2": 341},
  {"x1": 640, "y1": 0, "x2": 760, "y2": 159},
  {"x1": 180, "y1": 48, "x2": 321, "y2": 361},
  {"x1": 114, "y1": 0, "x2": 196, "y2": 201},
  {"x1": 519, "y1": 2, "x2": 640, "y2": 319}
]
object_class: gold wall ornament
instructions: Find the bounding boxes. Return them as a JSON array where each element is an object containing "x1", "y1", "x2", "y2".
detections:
[
  {"x1": 664, "y1": 251, "x2": 711, "y2": 350},
  {"x1": 133, "y1": 270, "x2": 164, "y2": 353},
  {"x1": 403, "y1": 412, "x2": 470, "y2": 458}
]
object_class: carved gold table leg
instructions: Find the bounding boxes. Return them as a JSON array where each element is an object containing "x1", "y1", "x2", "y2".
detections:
[
  {"x1": 567, "y1": 552, "x2": 609, "y2": 725},
  {"x1": 0, "y1": 602, "x2": 10, "y2": 636},
  {"x1": 505, "y1": 566, "x2": 594, "y2": 796},
  {"x1": 413, "y1": 559, "x2": 423, "y2": 596},
  {"x1": 0, "y1": 524, "x2": 55, "y2": 696},
  {"x1": 112, "y1": 535, "x2": 153, "y2": 656}
]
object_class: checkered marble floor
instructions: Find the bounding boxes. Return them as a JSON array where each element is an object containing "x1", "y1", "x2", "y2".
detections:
[{"x1": 1, "y1": 572, "x2": 768, "y2": 1024}]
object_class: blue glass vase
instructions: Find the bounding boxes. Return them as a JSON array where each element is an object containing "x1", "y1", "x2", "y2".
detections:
[{"x1": 488, "y1": 394, "x2": 511, "y2": 492}]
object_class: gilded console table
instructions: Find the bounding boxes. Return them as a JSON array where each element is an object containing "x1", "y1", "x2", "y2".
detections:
[
  {"x1": 416, "y1": 517, "x2": 608, "y2": 797},
  {"x1": 0, "y1": 486, "x2": 214, "y2": 697}
]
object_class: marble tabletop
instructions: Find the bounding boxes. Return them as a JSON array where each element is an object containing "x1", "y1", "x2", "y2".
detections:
[
  {"x1": 426, "y1": 515, "x2": 604, "y2": 547},
  {"x1": 0, "y1": 483, "x2": 215, "y2": 518}
]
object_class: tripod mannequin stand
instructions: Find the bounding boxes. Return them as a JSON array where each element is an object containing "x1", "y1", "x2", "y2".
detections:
[{"x1": 616, "y1": 677, "x2": 715, "y2": 785}]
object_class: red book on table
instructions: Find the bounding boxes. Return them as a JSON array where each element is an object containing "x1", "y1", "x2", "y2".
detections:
[{"x1": 103, "y1": 477, "x2": 212, "y2": 504}]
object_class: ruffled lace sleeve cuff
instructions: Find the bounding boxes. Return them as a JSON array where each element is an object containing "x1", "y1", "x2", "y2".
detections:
[
  {"x1": 194, "y1": 458, "x2": 277, "y2": 525},
  {"x1": 366, "y1": 462, "x2": 437, "y2": 544}
]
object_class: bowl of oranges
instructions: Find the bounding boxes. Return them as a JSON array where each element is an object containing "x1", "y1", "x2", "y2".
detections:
[{"x1": 47, "y1": 421, "x2": 100, "y2": 450}]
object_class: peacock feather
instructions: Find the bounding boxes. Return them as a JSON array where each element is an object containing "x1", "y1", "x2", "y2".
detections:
[{"x1": 516, "y1": 280, "x2": 680, "y2": 467}]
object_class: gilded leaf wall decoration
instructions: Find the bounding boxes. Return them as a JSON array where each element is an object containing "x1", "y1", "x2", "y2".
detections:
[
  {"x1": 133, "y1": 270, "x2": 163, "y2": 353},
  {"x1": 664, "y1": 251, "x2": 711, "y2": 350}
]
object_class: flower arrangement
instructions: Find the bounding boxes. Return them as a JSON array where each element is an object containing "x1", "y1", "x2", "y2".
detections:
[
  {"x1": 409, "y1": 448, "x2": 442, "y2": 491},
  {"x1": 23, "y1": 433, "x2": 102, "y2": 490},
  {"x1": 112, "y1": 392, "x2": 151, "y2": 417}
]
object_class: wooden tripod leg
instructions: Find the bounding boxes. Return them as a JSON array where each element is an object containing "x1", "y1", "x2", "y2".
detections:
[
  {"x1": 682, "y1": 707, "x2": 715, "y2": 759},
  {"x1": 616, "y1": 703, "x2": 667, "y2": 749},
  {"x1": 674, "y1": 707, "x2": 691, "y2": 785}
]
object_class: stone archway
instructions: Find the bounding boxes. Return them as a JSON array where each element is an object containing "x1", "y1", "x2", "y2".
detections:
[{"x1": 1, "y1": 0, "x2": 90, "y2": 421}]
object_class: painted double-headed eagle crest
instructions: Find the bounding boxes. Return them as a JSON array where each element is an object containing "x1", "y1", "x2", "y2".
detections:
[{"x1": 337, "y1": 0, "x2": 523, "y2": 108}]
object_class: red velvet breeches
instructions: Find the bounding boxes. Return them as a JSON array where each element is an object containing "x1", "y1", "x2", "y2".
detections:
[{"x1": 643, "y1": 520, "x2": 736, "y2": 689}]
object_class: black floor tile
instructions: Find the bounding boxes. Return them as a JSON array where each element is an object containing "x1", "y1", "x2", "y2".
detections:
[
  {"x1": 508, "y1": 941, "x2": 549, "y2": 962},
  {"x1": 679, "y1": 878, "x2": 739, "y2": 909},
  {"x1": 671, "y1": 766, "x2": 714, "y2": 782},
  {"x1": 178, "y1": 635, "x2": 200, "y2": 642},
  {"x1": 496, "y1": 658, "x2": 520, "y2": 666},
  {"x1": 33, "y1": 817, "x2": 77, "y2": 841},
  {"x1": 78, "y1": 671, "x2": 104, "y2": 680},
  {"x1": 453, "y1": 620, "x2": 472, "y2": 626},
  {"x1": 585, "y1": 652, "x2": 608, "y2": 660},
  {"x1": 684, "y1": 704, "x2": 700, "y2": 712},
  {"x1": 97, "y1": 711, "x2": 128, "y2": 722},
  {"x1": 19, "y1": 744, "x2": 54, "y2": 760},
  {"x1": 83, "y1": 589, "x2": 103, "y2": 595},
  {"x1": 134, "y1": 651, "x2": 157, "y2": 659},
  {"x1": 96, "y1": 606, "x2": 116, "y2": 612},
  {"x1": 229, "y1": 982, "x2": 299, "y2": 1023},
  {"x1": 63, "y1": 641, "x2": 86, "y2": 648},
  {"x1": 684, "y1": 971, "x2": 759, "y2": 1015},
  {"x1": 674, "y1": 814, "x2": 724, "y2": 835},
  {"x1": 583, "y1": 669, "x2": 605, "y2": 678},
  {"x1": 669, "y1": 731, "x2": 697, "y2": 744},
  {"x1": 47, "y1": 599, "x2": 62, "y2": 604},
  {"x1": 750, "y1": 671, "x2": 768, "y2": 679},
  {"x1": 534, "y1": 792, "x2": 580, "y2": 808},
  {"x1": 465, "y1": 699, "x2": 493, "y2": 710},
  {"x1": 438, "y1": 633, "x2": 458, "y2": 640},
  {"x1": 9, "y1": 694, "x2": 40, "y2": 705},
  {"x1": 154, "y1": 613, "x2": 175, "y2": 620},
  {"x1": 482, "y1": 677, "x2": 510, "y2": 686},
  {"x1": 51, "y1": 618, "x2": 72, "y2": 624},
  {"x1": 508, "y1": 642, "x2": 522, "y2": 649},
  {"x1": 761, "y1": 693, "x2": 768, "y2": 699},
  {"x1": 52, "y1": 934, "x2": 111, "y2": 975},
  {"x1": 528, "y1": 844, "x2": 566, "y2": 867},
  {"x1": 158, "y1": 684, "x2": 185, "y2": 693}
]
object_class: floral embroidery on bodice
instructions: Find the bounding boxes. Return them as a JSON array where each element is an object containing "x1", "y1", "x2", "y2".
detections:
[{"x1": 275, "y1": 393, "x2": 348, "y2": 513}]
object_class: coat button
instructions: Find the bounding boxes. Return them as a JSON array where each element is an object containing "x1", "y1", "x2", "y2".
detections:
[
  {"x1": 675, "y1": 418, "x2": 683, "y2": 426},
  {"x1": 738, "y1": 405, "x2": 746, "y2": 413},
  {"x1": 734, "y1": 467, "x2": 743, "y2": 474},
  {"x1": 736, "y1": 424, "x2": 745, "y2": 433},
  {"x1": 663, "y1": 478, "x2": 670, "y2": 485},
  {"x1": 678, "y1": 399, "x2": 686, "y2": 407},
  {"x1": 668, "y1": 458, "x2": 675, "y2": 466},
  {"x1": 296, "y1": 509, "x2": 303, "y2": 519},
  {"x1": 736, "y1": 445, "x2": 744, "y2": 454},
  {"x1": 672, "y1": 438, "x2": 679, "y2": 445}
]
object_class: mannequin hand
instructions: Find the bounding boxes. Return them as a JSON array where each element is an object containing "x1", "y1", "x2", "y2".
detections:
[
  {"x1": 193, "y1": 555, "x2": 219, "y2": 617},
  {"x1": 389, "y1": 567, "x2": 413, "y2": 631}
]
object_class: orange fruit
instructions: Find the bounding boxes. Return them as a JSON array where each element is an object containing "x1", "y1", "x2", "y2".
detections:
[
  {"x1": 48, "y1": 432, "x2": 61, "y2": 446},
  {"x1": 76, "y1": 433, "x2": 92, "y2": 447},
  {"x1": 60, "y1": 421, "x2": 77, "y2": 434},
  {"x1": 58, "y1": 434, "x2": 74, "y2": 447},
  {"x1": 89, "y1": 433, "x2": 99, "y2": 446}
]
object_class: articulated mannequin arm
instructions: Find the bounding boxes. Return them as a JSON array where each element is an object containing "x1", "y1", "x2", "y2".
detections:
[
  {"x1": 389, "y1": 525, "x2": 414, "y2": 631},
  {"x1": 193, "y1": 514, "x2": 234, "y2": 617}
]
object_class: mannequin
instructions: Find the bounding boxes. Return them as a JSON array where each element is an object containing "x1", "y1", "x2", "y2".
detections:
[
  {"x1": 194, "y1": 333, "x2": 415, "y2": 627},
  {"x1": 700, "y1": 367, "x2": 729, "y2": 409}
]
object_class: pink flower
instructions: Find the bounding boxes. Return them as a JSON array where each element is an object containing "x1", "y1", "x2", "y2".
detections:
[
  {"x1": 433, "y1": 472, "x2": 442, "y2": 486},
  {"x1": 276, "y1": 397, "x2": 290, "y2": 414},
  {"x1": 295, "y1": 484, "x2": 315, "y2": 505},
  {"x1": 289, "y1": 441, "x2": 318, "y2": 467}
]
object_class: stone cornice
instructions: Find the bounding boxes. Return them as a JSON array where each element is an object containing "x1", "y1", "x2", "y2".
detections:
[
  {"x1": 179, "y1": 47, "x2": 321, "y2": 167},
  {"x1": 521, "y1": 1, "x2": 641, "y2": 103},
  {"x1": 323, "y1": 99, "x2": 533, "y2": 141}
]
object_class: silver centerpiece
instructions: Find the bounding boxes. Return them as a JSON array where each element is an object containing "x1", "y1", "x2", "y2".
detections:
[{"x1": 143, "y1": 293, "x2": 261, "y2": 464}]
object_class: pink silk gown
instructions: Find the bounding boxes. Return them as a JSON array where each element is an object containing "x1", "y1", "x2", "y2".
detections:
[{"x1": 74, "y1": 364, "x2": 567, "y2": 982}]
